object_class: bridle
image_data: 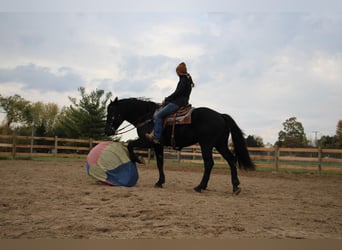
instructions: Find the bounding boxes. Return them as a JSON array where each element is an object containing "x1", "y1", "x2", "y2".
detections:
[{"x1": 108, "y1": 111, "x2": 154, "y2": 135}]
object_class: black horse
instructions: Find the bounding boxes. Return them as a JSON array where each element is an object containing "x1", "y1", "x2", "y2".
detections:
[{"x1": 104, "y1": 97, "x2": 255, "y2": 194}]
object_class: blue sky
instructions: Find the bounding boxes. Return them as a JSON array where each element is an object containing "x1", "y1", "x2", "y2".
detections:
[{"x1": 1, "y1": 1, "x2": 342, "y2": 144}]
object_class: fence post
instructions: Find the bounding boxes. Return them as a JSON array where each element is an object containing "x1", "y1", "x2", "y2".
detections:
[
  {"x1": 30, "y1": 135, "x2": 34, "y2": 154},
  {"x1": 54, "y1": 136, "x2": 58, "y2": 157},
  {"x1": 12, "y1": 133, "x2": 17, "y2": 159},
  {"x1": 318, "y1": 147, "x2": 322, "y2": 174},
  {"x1": 89, "y1": 138, "x2": 93, "y2": 151},
  {"x1": 274, "y1": 146, "x2": 279, "y2": 172},
  {"x1": 147, "y1": 148, "x2": 151, "y2": 163}
]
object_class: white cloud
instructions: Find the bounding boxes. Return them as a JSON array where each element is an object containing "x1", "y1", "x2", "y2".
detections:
[
  {"x1": 309, "y1": 52, "x2": 342, "y2": 86},
  {"x1": 0, "y1": 64, "x2": 83, "y2": 92},
  {"x1": 1, "y1": 11, "x2": 342, "y2": 144}
]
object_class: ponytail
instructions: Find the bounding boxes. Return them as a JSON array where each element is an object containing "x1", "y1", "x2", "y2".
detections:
[{"x1": 187, "y1": 73, "x2": 195, "y2": 88}]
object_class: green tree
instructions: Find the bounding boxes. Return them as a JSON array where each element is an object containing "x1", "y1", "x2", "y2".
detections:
[
  {"x1": 319, "y1": 135, "x2": 337, "y2": 149},
  {"x1": 0, "y1": 94, "x2": 60, "y2": 136},
  {"x1": 0, "y1": 94, "x2": 30, "y2": 128},
  {"x1": 55, "y1": 87, "x2": 112, "y2": 139},
  {"x1": 246, "y1": 135, "x2": 264, "y2": 147},
  {"x1": 276, "y1": 117, "x2": 308, "y2": 147},
  {"x1": 26, "y1": 102, "x2": 60, "y2": 136},
  {"x1": 335, "y1": 120, "x2": 342, "y2": 148}
]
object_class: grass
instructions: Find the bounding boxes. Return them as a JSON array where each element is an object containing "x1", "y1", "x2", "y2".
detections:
[
  {"x1": 1, "y1": 155, "x2": 341, "y2": 176},
  {"x1": 0, "y1": 155, "x2": 85, "y2": 162},
  {"x1": 143, "y1": 159, "x2": 342, "y2": 175}
]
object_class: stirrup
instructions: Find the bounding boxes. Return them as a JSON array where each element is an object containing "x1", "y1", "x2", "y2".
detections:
[{"x1": 145, "y1": 133, "x2": 160, "y2": 144}]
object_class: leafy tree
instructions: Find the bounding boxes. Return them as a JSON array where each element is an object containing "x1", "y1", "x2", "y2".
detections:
[
  {"x1": 0, "y1": 94, "x2": 60, "y2": 136},
  {"x1": 26, "y1": 102, "x2": 60, "y2": 136},
  {"x1": 246, "y1": 135, "x2": 264, "y2": 147},
  {"x1": 336, "y1": 120, "x2": 342, "y2": 148},
  {"x1": 319, "y1": 135, "x2": 337, "y2": 149},
  {"x1": 0, "y1": 94, "x2": 30, "y2": 128},
  {"x1": 54, "y1": 87, "x2": 112, "y2": 140},
  {"x1": 316, "y1": 120, "x2": 342, "y2": 149},
  {"x1": 276, "y1": 117, "x2": 308, "y2": 147}
]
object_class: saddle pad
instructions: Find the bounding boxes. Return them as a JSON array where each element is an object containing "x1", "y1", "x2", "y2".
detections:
[{"x1": 164, "y1": 107, "x2": 194, "y2": 125}]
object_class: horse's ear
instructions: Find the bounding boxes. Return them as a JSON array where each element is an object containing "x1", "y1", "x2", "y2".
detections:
[{"x1": 114, "y1": 97, "x2": 118, "y2": 103}]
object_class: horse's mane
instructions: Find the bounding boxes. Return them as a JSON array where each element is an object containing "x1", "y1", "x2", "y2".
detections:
[
  {"x1": 117, "y1": 97, "x2": 160, "y2": 113},
  {"x1": 124, "y1": 97, "x2": 160, "y2": 106},
  {"x1": 130, "y1": 97, "x2": 152, "y2": 102}
]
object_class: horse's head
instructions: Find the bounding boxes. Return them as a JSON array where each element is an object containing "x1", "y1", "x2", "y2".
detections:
[{"x1": 104, "y1": 97, "x2": 125, "y2": 136}]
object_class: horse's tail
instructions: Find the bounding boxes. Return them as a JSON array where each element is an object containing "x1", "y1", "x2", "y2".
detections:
[{"x1": 222, "y1": 114, "x2": 256, "y2": 170}]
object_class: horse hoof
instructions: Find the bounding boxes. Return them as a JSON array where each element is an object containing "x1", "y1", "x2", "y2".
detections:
[
  {"x1": 233, "y1": 187, "x2": 241, "y2": 195},
  {"x1": 154, "y1": 183, "x2": 163, "y2": 188},
  {"x1": 194, "y1": 186, "x2": 202, "y2": 193}
]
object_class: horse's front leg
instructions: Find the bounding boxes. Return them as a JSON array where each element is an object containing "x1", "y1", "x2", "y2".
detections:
[
  {"x1": 154, "y1": 145, "x2": 165, "y2": 188},
  {"x1": 194, "y1": 145, "x2": 214, "y2": 192},
  {"x1": 127, "y1": 138, "x2": 149, "y2": 164}
]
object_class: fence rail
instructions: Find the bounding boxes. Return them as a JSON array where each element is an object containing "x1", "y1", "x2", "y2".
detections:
[{"x1": 1, "y1": 134, "x2": 342, "y2": 173}]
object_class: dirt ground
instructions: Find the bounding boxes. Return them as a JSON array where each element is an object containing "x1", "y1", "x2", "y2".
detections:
[{"x1": 0, "y1": 160, "x2": 341, "y2": 239}]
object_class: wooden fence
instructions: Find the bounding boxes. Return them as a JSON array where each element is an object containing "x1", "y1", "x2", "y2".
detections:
[
  {"x1": 1, "y1": 134, "x2": 342, "y2": 173},
  {"x1": 0, "y1": 134, "x2": 103, "y2": 158}
]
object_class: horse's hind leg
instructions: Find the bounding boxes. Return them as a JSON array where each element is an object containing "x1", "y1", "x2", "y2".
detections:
[
  {"x1": 194, "y1": 145, "x2": 214, "y2": 193},
  {"x1": 215, "y1": 143, "x2": 241, "y2": 195}
]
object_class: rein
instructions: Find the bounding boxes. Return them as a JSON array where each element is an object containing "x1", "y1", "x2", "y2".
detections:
[
  {"x1": 114, "y1": 119, "x2": 152, "y2": 135},
  {"x1": 115, "y1": 123, "x2": 136, "y2": 135},
  {"x1": 113, "y1": 110, "x2": 155, "y2": 135}
]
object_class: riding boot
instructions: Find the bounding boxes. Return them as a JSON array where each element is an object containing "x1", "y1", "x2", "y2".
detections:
[
  {"x1": 145, "y1": 129, "x2": 154, "y2": 140},
  {"x1": 145, "y1": 130, "x2": 160, "y2": 144}
]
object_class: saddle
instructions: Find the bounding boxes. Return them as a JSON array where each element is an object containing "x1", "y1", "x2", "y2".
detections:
[
  {"x1": 161, "y1": 104, "x2": 194, "y2": 149},
  {"x1": 163, "y1": 104, "x2": 194, "y2": 127}
]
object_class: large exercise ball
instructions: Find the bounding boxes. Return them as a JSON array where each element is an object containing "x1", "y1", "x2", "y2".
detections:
[{"x1": 86, "y1": 141, "x2": 138, "y2": 187}]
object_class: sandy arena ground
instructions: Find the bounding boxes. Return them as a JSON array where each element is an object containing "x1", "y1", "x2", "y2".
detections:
[{"x1": 0, "y1": 160, "x2": 341, "y2": 239}]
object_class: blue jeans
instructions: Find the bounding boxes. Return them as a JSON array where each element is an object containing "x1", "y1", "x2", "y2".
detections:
[{"x1": 153, "y1": 102, "x2": 179, "y2": 140}]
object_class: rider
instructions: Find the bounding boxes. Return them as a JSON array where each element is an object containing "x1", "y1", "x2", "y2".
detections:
[{"x1": 146, "y1": 62, "x2": 195, "y2": 144}]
